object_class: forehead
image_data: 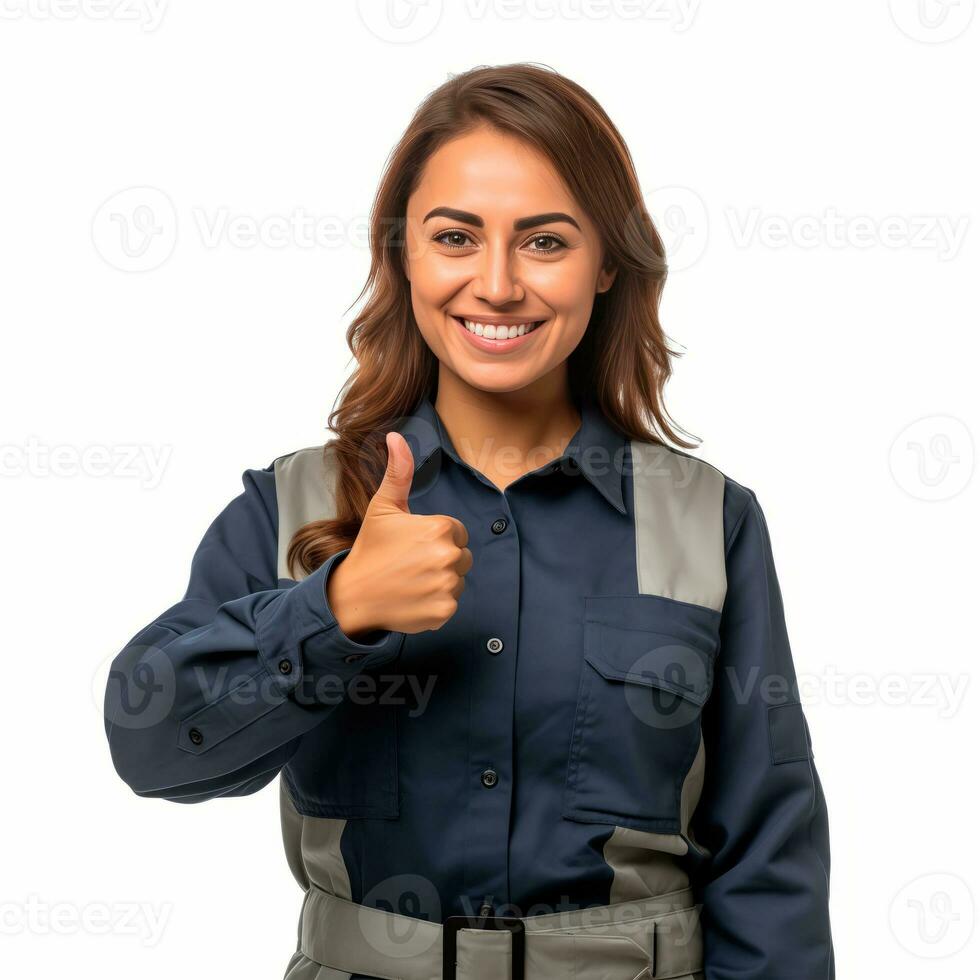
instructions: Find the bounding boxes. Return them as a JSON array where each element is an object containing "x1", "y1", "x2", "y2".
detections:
[{"x1": 408, "y1": 126, "x2": 576, "y2": 216}]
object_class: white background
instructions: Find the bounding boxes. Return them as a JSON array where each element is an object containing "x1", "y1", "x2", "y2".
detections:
[{"x1": 1, "y1": 1, "x2": 978, "y2": 977}]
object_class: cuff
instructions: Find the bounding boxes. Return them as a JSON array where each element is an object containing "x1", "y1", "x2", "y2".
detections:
[{"x1": 255, "y1": 548, "x2": 406, "y2": 696}]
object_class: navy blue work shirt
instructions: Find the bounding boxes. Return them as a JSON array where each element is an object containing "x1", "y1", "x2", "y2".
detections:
[{"x1": 104, "y1": 388, "x2": 835, "y2": 979}]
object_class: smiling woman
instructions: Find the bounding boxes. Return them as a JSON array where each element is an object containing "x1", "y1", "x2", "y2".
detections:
[
  {"x1": 404, "y1": 132, "x2": 616, "y2": 376},
  {"x1": 103, "y1": 62, "x2": 835, "y2": 980}
]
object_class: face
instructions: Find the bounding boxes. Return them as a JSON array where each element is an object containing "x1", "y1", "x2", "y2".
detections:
[{"x1": 402, "y1": 124, "x2": 616, "y2": 394}]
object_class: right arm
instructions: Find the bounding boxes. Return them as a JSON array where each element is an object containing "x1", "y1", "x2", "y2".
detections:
[{"x1": 103, "y1": 462, "x2": 406, "y2": 802}]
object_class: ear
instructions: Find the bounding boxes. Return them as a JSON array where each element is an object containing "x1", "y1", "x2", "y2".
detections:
[{"x1": 596, "y1": 259, "x2": 618, "y2": 295}]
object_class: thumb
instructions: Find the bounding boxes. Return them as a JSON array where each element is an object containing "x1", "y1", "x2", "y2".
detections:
[{"x1": 370, "y1": 431, "x2": 414, "y2": 514}]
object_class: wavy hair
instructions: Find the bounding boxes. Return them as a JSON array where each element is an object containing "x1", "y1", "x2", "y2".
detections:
[{"x1": 286, "y1": 62, "x2": 696, "y2": 578}]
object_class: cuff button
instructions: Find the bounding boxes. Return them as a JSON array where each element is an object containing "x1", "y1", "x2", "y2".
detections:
[
  {"x1": 277, "y1": 659, "x2": 292, "y2": 675},
  {"x1": 344, "y1": 653, "x2": 366, "y2": 664},
  {"x1": 188, "y1": 728, "x2": 204, "y2": 746}
]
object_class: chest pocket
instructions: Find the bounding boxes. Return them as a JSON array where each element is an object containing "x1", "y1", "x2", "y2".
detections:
[
  {"x1": 562, "y1": 594, "x2": 720, "y2": 835},
  {"x1": 282, "y1": 696, "x2": 398, "y2": 820}
]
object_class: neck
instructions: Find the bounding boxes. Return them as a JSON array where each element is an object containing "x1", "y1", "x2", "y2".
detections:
[{"x1": 432, "y1": 367, "x2": 582, "y2": 491}]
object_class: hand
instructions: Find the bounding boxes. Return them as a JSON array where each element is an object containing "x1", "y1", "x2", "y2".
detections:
[{"x1": 326, "y1": 430, "x2": 473, "y2": 637}]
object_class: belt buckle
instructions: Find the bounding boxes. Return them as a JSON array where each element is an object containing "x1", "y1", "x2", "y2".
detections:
[{"x1": 443, "y1": 913, "x2": 525, "y2": 980}]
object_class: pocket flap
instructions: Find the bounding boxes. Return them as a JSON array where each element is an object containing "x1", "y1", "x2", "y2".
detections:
[
  {"x1": 582, "y1": 594, "x2": 719, "y2": 708},
  {"x1": 585, "y1": 641, "x2": 712, "y2": 706}
]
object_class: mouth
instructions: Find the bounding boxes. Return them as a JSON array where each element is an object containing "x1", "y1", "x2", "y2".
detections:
[{"x1": 450, "y1": 314, "x2": 549, "y2": 353}]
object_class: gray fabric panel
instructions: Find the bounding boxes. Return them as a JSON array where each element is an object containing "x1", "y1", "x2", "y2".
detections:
[
  {"x1": 602, "y1": 733, "x2": 711, "y2": 903},
  {"x1": 299, "y1": 884, "x2": 702, "y2": 979},
  {"x1": 275, "y1": 451, "x2": 355, "y2": 957},
  {"x1": 604, "y1": 444, "x2": 726, "y2": 908},
  {"x1": 602, "y1": 824, "x2": 693, "y2": 904},
  {"x1": 280, "y1": 774, "x2": 353, "y2": 904},
  {"x1": 280, "y1": 778, "x2": 312, "y2": 892},
  {"x1": 630, "y1": 440, "x2": 728, "y2": 612},
  {"x1": 282, "y1": 948, "x2": 352, "y2": 980},
  {"x1": 274, "y1": 444, "x2": 337, "y2": 582},
  {"x1": 680, "y1": 732, "x2": 706, "y2": 841}
]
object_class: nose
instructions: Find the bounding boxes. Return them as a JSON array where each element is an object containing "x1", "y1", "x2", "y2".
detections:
[{"x1": 472, "y1": 239, "x2": 524, "y2": 306}]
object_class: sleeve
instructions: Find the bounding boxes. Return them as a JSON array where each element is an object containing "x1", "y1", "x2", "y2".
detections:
[
  {"x1": 689, "y1": 483, "x2": 835, "y2": 979},
  {"x1": 103, "y1": 461, "x2": 406, "y2": 803}
]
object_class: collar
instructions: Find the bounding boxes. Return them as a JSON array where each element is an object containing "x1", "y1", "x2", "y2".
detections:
[{"x1": 396, "y1": 390, "x2": 627, "y2": 515}]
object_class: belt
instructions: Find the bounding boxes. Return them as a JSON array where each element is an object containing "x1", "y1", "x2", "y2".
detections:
[{"x1": 298, "y1": 883, "x2": 703, "y2": 980}]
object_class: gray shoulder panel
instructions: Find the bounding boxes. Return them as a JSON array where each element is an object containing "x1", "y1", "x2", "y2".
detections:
[
  {"x1": 629, "y1": 440, "x2": 728, "y2": 612},
  {"x1": 272, "y1": 444, "x2": 339, "y2": 581}
]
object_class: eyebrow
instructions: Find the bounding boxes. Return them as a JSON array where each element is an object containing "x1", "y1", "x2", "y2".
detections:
[{"x1": 422, "y1": 206, "x2": 581, "y2": 232}]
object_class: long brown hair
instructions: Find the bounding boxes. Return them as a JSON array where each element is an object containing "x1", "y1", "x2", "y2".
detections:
[{"x1": 286, "y1": 62, "x2": 696, "y2": 578}]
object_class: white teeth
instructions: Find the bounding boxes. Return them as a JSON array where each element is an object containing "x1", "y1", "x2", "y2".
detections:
[{"x1": 461, "y1": 318, "x2": 542, "y2": 340}]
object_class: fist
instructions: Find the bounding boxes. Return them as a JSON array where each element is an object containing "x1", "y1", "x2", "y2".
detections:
[{"x1": 326, "y1": 430, "x2": 473, "y2": 638}]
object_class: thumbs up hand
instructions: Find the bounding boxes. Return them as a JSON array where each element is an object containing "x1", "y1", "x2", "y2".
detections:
[{"x1": 326, "y1": 431, "x2": 473, "y2": 639}]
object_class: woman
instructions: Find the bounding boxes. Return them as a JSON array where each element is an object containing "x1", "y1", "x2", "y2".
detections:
[{"x1": 104, "y1": 63, "x2": 834, "y2": 979}]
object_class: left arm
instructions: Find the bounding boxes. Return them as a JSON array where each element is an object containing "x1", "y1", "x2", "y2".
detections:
[{"x1": 690, "y1": 484, "x2": 835, "y2": 979}]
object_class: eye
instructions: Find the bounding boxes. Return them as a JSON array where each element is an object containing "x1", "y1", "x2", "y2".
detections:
[
  {"x1": 523, "y1": 233, "x2": 567, "y2": 254},
  {"x1": 433, "y1": 229, "x2": 476, "y2": 250}
]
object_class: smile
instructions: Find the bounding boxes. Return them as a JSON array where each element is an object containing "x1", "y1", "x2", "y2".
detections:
[{"x1": 450, "y1": 314, "x2": 549, "y2": 353}]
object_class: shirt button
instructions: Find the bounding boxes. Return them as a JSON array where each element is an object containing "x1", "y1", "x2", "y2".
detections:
[
  {"x1": 486, "y1": 637, "x2": 504, "y2": 655},
  {"x1": 188, "y1": 728, "x2": 204, "y2": 746},
  {"x1": 277, "y1": 659, "x2": 292, "y2": 675},
  {"x1": 481, "y1": 768, "x2": 498, "y2": 788},
  {"x1": 491, "y1": 518, "x2": 508, "y2": 535},
  {"x1": 344, "y1": 653, "x2": 366, "y2": 664},
  {"x1": 479, "y1": 903, "x2": 494, "y2": 917}
]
